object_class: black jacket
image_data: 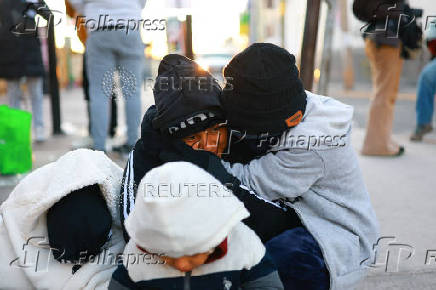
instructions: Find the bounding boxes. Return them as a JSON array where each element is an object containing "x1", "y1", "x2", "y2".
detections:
[
  {"x1": 109, "y1": 254, "x2": 281, "y2": 290},
  {"x1": 0, "y1": 0, "x2": 44, "y2": 78}
]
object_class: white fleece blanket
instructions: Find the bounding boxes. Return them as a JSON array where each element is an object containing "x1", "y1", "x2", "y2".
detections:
[{"x1": 0, "y1": 149, "x2": 125, "y2": 290}]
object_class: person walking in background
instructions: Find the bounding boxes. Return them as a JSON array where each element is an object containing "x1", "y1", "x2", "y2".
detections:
[
  {"x1": 70, "y1": 0, "x2": 146, "y2": 153},
  {"x1": 410, "y1": 24, "x2": 436, "y2": 141},
  {"x1": 0, "y1": 0, "x2": 46, "y2": 142},
  {"x1": 353, "y1": 0, "x2": 421, "y2": 156},
  {"x1": 65, "y1": 1, "x2": 118, "y2": 147}
]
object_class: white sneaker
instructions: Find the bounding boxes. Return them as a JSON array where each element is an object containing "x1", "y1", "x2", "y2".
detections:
[{"x1": 34, "y1": 127, "x2": 46, "y2": 143}]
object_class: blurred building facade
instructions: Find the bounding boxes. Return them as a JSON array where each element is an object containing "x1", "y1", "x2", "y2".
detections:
[{"x1": 1, "y1": 0, "x2": 435, "y2": 96}]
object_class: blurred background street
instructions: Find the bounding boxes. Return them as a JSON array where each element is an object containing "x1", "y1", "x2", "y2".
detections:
[{"x1": 1, "y1": 0, "x2": 436, "y2": 288}]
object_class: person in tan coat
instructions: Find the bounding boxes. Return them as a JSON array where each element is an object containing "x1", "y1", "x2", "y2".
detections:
[{"x1": 354, "y1": 0, "x2": 407, "y2": 156}]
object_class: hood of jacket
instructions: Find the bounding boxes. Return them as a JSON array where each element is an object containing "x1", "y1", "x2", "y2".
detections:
[
  {"x1": 124, "y1": 222, "x2": 266, "y2": 283},
  {"x1": 0, "y1": 149, "x2": 125, "y2": 290},
  {"x1": 270, "y1": 91, "x2": 354, "y2": 151}
]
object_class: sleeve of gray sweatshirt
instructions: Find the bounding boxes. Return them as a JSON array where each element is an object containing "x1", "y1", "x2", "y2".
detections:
[{"x1": 222, "y1": 149, "x2": 325, "y2": 201}]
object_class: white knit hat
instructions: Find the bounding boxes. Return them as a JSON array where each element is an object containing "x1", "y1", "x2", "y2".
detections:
[{"x1": 124, "y1": 162, "x2": 250, "y2": 258}]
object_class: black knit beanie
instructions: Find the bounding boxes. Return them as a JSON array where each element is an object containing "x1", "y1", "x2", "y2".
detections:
[
  {"x1": 47, "y1": 184, "x2": 112, "y2": 263},
  {"x1": 152, "y1": 54, "x2": 225, "y2": 138},
  {"x1": 221, "y1": 43, "x2": 307, "y2": 135}
]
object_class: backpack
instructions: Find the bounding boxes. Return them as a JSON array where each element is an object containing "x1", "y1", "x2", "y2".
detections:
[
  {"x1": 399, "y1": 4, "x2": 423, "y2": 59},
  {"x1": 352, "y1": 0, "x2": 399, "y2": 22}
]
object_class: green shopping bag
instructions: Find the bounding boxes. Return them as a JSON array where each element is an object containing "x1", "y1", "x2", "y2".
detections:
[{"x1": 0, "y1": 105, "x2": 32, "y2": 174}]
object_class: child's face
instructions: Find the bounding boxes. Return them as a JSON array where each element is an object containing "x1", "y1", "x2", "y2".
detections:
[
  {"x1": 182, "y1": 124, "x2": 228, "y2": 157},
  {"x1": 161, "y1": 252, "x2": 210, "y2": 272}
]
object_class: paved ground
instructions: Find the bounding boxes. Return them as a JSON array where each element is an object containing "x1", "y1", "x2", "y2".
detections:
[
  {"x1": 1, "y1": 85, "x2": 436, "y2": 288},
  {"x1": 358, "y1": 269, "x2": 436, "y2": 290}
]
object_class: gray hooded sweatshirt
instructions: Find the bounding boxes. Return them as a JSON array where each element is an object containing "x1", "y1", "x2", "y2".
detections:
[{"x1": 222, "y1": 92, "x2": 379, "y2": 290}]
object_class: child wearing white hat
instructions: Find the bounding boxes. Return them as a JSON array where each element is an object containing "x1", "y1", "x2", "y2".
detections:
[{"x1": 109, "y1": 162, "x2": 283, "y2": 290}]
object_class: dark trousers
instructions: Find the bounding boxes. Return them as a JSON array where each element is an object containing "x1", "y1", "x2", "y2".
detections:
[{"x1": 266, "y1": 227, "x2": 330, "y2": 290}]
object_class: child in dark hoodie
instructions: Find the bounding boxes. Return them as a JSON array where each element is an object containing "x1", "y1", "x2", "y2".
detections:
[{"x1": 119, "y1": 54, "x2": 300, "y2": 245}]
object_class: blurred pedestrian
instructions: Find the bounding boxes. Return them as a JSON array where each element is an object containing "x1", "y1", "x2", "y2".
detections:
[
  {"x1": 410, "y1": 24, "x2": 436, "y2": 141},
  {"x1": 354, "y1": 0, "x2": 422, "y2": 156},
  {"x1": 0, "y1": 0, "x2": 46, "y2": 142},
  {"x1": 70, "y1": 0, "x2": 146, "y2": 153},
  {"x1": 65, "y1": 1, "x2": 118, "y2": 148}
]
